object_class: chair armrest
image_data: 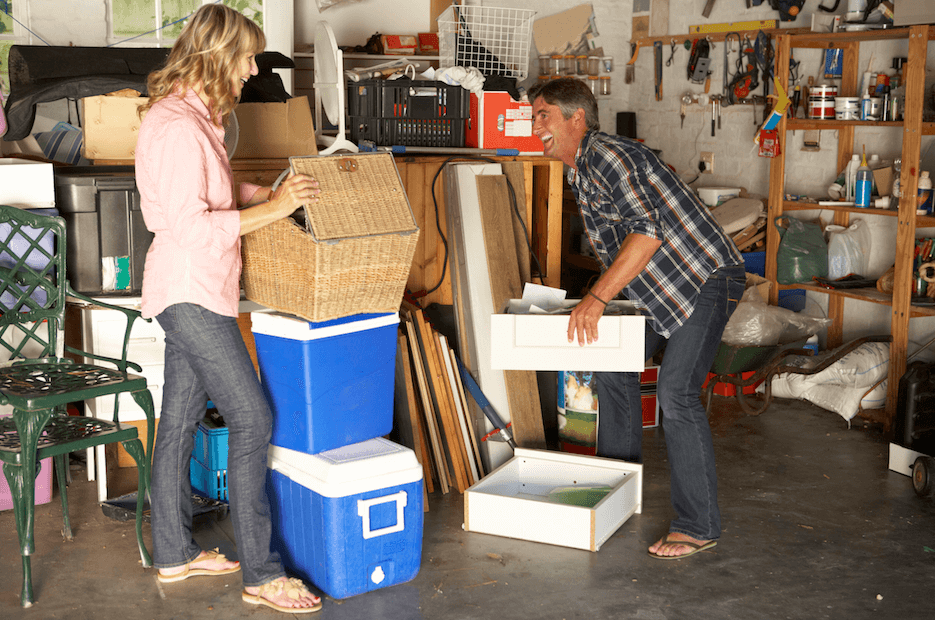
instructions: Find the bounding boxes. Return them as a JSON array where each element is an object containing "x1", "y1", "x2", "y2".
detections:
[{"x1": 66, "y1": 286, "x2": 151, "y2": 374}]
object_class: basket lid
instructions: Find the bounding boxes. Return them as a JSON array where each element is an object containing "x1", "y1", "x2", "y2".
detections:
[{"x1": 289, "y1": 153, "x2": 416, "y2": 241}]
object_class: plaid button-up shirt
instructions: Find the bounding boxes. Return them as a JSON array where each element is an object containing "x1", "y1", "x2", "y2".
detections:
[{"x1": 569, "y1": 131, "x2": 742, "y2": 337}]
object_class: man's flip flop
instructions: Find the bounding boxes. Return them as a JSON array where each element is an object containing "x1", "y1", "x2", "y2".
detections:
[
  {"x1": 156, "y1": 548, "x2": 241, "y2": 583},
  {"x1": 242, "y1": 577, "x2": 322, "y2": 614},
  {"x1": 647, "y1": 534, "x2": 717, "y2": 560}
]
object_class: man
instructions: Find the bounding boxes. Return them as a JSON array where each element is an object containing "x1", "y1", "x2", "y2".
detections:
[{"x1": 529, "y1": 77, "x2": 745, "y2": 559}]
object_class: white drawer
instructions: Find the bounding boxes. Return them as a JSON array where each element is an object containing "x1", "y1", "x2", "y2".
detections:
[
  {"x1": 87, "y1": 363, "x2": 164, "y2": 421},
  {"x1": 83, "y1": 309, "x2": 166, "y2": 366}
]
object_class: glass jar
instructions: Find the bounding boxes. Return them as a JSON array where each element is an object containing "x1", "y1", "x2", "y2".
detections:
[
  {"x1": 587, "y1": 55, "x2": 601, "y2": 76},
  {"x1": 599, "y1": 76, "x2": 611, "y2": 95},
  {"x1": 550, "y1": 55, "x2": 563, "y2": 75},
  {"x1": 563, "y1": 55, "x2": 576, "y2": 75},
  {"x1": 601, "y1": 56, "x2": 614, "y2": 73},
  {"x1": 538, "y1": 55, "x2": 550, "y2": 75},
  {"x1": 576, "y1": 55, "x2": 589, "y2": 75},
  {"x1": 587, "y1": 76, "x2": 599, "y2": 95}
]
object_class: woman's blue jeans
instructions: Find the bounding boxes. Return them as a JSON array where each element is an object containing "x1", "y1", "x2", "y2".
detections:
[
  {"x1": 150, "y1": 303, "x2": 284, "y2": 587},
  {"x1": 595, "y1": 265, "x2": 745, "y2": 541}
]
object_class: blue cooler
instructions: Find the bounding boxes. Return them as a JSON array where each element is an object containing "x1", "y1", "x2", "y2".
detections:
[
  {"x1": 266, "y1": 438, "x2": 424, "y2": 599},
  {"x1": 251, "y1": 311, "x2": 399, "y2": 454}
]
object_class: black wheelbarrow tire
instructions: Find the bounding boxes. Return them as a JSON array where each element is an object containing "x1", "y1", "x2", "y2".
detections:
[{"x1": 912, "y1": 456, "x2": 935, "y2": 498}]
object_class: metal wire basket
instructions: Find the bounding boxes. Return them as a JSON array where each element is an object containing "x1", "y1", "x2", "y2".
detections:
[{"x1": 437, "y1": 4, "x2": 536, "y2": 81}]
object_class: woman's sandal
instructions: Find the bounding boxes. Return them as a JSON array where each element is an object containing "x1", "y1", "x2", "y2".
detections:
[
  {"x1": 156, "y1": 548, "x2": 241, "y2": 583},
  {"x1": 242, "y1": 577, "x2": 322, "y2": 614}
]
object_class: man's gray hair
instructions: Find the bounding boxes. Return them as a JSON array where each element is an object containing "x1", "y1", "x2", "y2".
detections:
[{"x1": 528, "y1": 77, "x2": 600, "y2": 131}]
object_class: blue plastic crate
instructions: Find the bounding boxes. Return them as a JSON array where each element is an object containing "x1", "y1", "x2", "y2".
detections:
[
  {"x1": 778, "y1": 289, "x2": 806, "y2": 312},
  {"x1": 193, "y1": 419, "x2": 228, "y2": 471},
  {"x1": 190, "y1": 458, "x2": 228, "y2": 501},
  {"x1": 742, "y1": 251, "x2": 766, "y2": 276}
]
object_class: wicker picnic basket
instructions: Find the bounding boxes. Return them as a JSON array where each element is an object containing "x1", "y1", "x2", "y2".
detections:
[{"x1": 241, "y1": 152, "x2": 419, "y2": 322}]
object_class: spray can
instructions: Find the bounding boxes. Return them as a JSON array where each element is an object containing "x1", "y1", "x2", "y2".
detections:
[
  {"x1": 855, "y1": 153, "x2": 873, "y2": 208},
  {"x1": 918, "y1": 171, "x2": 933, "y2": 215}
]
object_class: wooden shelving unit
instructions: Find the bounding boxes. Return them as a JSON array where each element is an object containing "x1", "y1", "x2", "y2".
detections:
[{"x1": 766, "y1": 25, "x2": 933, "y2": 430}]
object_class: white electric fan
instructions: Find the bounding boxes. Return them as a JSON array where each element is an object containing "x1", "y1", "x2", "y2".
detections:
[{"x1": 313, "y1": 21, "x2": 358, "y2": 155}]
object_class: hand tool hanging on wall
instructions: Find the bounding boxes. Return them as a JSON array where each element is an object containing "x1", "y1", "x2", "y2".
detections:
[
  {"x1": 754, "y1": 30, "x2": 774, "y2": 122},
  {"x1": 654, "y1": 41, "x2": 663, "y2": 102},
  {"x1": 727, "y1": 38, "x2": 759, "y2": 105},
  {"x1": 666, "y1": 40, "x2": 677, "y2": 67},
  {"x1": 722, "y1": 32, "x2": 741, "y2": 107},
  {"x1": 625, "y1": 43, "x2": 638, "y2": 84},
  {"x1": 702, "y1": 0, "x2": 717, "y2": 18},
  {"x1": 746, "y1": 0, "x2": 805, "y2": 21},
  {"x1": 687, "y1": 39, "x2": 712, "y2": 89}
]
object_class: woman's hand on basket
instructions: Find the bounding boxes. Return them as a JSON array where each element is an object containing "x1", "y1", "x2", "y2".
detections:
[
  {"x1": 269, "y1": 173, "x2": 320, "y2": 219},
  {"x1": 239, "y1": 173, "x2": 320, "y2": 236}
]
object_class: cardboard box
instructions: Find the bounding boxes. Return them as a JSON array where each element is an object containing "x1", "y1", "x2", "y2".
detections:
[
  {"x1": 81, "y1": 95, "x2": 148, "y2": 161},
  {"x1": 464, "y1": 448, "x2": 642, "y2": 551},
  {"x1": 490, "y1": 299, "x2": 645, "y2": 372},
  {"x1": 381, "y1": 34, "x2": 417, "y2": 55},
  {"x1": 267, "y1": 439, "x2": 423, "y2": 598},
  {"x1": 466, "y1": 92, "x2": 544, "y2": 152},
  {"x1": 116, "y1": 418, "x2": 159, "y2": 468},
  {"x1": 872, "y1": 165, "x2": 894, "y2": 197},
  {"x1": 232, "y1": 96, "x2": 318, "y2": 159},
  {"x1": 0, "y1": 158, "x2": 55, "y2": 209}
]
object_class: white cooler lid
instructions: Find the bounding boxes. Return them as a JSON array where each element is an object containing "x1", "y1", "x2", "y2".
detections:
[
  {"x1": 267, "y1": 437, "x2": 422, "y2": 497},
  {"x1": 251, "y1": 310, "x2": 399, "y2": 341}
]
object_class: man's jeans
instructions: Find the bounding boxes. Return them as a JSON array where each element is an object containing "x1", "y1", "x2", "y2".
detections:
[
  {"x1": 596, "y1": 265, "x2": 745, "y2": 541},
  {"x1": 150, "y1": 303, "x2": 284, "y2": 587}
]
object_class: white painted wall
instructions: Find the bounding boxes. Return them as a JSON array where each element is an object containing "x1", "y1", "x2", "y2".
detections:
[{"x1": 295, "y1": 0, "x2": 431, "y2": 48}]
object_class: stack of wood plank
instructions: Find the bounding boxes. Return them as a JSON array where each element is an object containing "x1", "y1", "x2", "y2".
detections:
[
  {"x1": 392, "y1": 160, "x2": 552, "y2": 507},
  {"x1": 394, "y1": 304, "x2": 484, "y2": 500},
  {"x1": 731, "y1": 216, "x2": 767, "y2": 252}
]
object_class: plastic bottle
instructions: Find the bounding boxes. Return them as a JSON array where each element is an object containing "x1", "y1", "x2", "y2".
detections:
[
  {"x1": 855, "y1": 152, "x2": 873, "y2": 208},
  {"x1": 918, "y1": 171, "x2": 933, "y2": 215},
  {"x1": 845, "y1": 153, "x2": 861, "y2": 202}
]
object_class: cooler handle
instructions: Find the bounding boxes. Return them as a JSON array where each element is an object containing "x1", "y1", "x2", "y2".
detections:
[{"x1": 357, "y1": 491, "x2": 408, "y2": 540}]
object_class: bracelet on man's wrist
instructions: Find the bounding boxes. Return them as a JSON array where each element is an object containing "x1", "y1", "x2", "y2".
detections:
[{"x1": 587, "y1": 290, "x2": 608, "y2": 306}]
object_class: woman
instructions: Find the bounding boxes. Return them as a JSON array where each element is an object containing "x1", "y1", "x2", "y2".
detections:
[{"x1": 136, "y1": 4, "x2": 321, "y2": 614}]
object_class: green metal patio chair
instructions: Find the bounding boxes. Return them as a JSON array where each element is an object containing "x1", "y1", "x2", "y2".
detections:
[{"x1": 0, "y1": 203, "x2": 155, "y2": 607}]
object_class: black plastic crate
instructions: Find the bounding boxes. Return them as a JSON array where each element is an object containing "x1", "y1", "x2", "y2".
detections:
[{"x1": 347, "y1": 79, "x2": 468, "y2": 147}]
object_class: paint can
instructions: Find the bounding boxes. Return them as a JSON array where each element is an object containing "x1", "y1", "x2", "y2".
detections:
[
  {"x1": 808, "y1": 84, "x2": 837, "y2": 119},
  {"x1": 834, "y1": 96, "x2": 861, "y2": 120}
]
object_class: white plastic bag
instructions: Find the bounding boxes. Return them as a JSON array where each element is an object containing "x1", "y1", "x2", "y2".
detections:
[
  {"x1": 764, "y1": 342, "x2": 889, "y2": 421},
  {"x1": 826, "y1": 219, "x2": 871, "y2": 279}
]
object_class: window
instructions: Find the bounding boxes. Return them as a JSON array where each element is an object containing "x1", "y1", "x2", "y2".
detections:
[
  {"x1": 1, "y1": 0, "x2": 26, "y2": 97},
  {"x1": 108, "y1": 0, "x2": 264, "y2": 47}
]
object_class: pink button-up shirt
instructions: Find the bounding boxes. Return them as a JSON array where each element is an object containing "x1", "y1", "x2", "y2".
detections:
[{"x1": 136, "y1": 89, "x2": 259, "y2": 319}]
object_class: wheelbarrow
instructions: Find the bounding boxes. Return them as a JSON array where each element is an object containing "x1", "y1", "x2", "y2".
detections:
[{"x1": 703, "y1": 335, "x2": 893, "y2": 416}]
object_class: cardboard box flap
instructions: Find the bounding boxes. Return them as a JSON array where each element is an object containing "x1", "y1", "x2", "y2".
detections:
[{"x1": 232, "y1": 96, "x2": 318, "y2": 159}]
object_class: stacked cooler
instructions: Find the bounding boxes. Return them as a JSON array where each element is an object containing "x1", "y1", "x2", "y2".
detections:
[{"x1": 251, "y1": 311, "x2": 424, "y2": 599}]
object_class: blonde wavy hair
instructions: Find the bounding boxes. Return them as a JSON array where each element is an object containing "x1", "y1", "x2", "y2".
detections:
[{"x1": 139, "y1": 3, "x2": 265, "y2": 127}]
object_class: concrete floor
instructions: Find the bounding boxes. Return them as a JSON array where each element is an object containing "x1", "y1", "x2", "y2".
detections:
[{"x1": 2, "y1": 396, "x2": 934, "y2": 620}]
